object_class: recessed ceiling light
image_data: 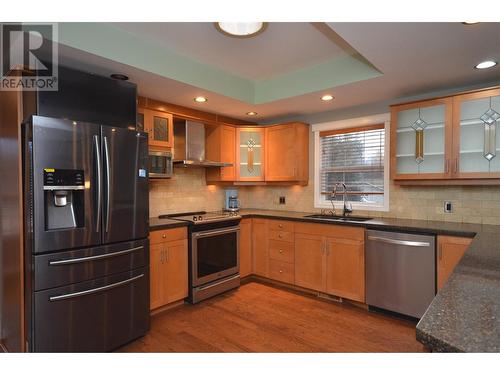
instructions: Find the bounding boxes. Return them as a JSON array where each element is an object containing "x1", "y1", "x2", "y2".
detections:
[
  {"x1": 321, "y1": 94, "x2": 334, "y2": 101},
  {"x1": 475, "y1": 60, "x2": 498, "y2": 69},
  {"x1": 462, "y1": 22, "x2": 480, "y2": 25},
  {"x1": 110, "y1": 73, "x2": 129, "y2": 81},
  {"x1": 215, "y1": 22, "x2": 267, "y2": 38},
  {"x1": 246, "y1": 111, "x2": 258, "y2": 116},
  {"x1": 194, "y1": 96, "x2": 208, "y2": 103}
]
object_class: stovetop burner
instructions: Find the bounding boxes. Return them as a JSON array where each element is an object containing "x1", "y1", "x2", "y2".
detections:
[{"x1": 159, "y1": 210, "x2": 241, "y2": 224}]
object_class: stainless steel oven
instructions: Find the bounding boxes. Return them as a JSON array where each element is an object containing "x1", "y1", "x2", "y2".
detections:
[
  {"x1": 149, "y1": 150, "x2": 173, "y2": 178},
  {"x1": 192, "y1": 226, "x2": 239, "y2": 286},
  {"x1": 190, "y1": 224, "x2": 240, "y2": 303}
]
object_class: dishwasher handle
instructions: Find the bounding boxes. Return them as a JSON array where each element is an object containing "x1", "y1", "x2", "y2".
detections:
[{"x1": 367, "y1": 235, "x2": 430, "y2": 247}]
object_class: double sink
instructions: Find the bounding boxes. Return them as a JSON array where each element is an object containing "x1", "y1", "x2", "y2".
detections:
[{"x1": 304, "y1": 214, "x2": 373, "y2": 223}]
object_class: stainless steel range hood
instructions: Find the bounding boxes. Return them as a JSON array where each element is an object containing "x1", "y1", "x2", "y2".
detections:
[{"x1": 173, "y1": 120, "x2": 232, "y2": 167}]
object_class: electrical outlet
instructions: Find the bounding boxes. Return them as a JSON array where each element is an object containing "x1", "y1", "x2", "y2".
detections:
[
  {"x1": 279, "y1": 196, "x2": 286, "y2": 205},
  {"x1": 444, "y1": 201, "x2": 453, "y2": 213}
]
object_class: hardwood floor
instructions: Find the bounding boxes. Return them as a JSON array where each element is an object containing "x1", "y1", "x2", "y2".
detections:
[{"x1": 119, "y1": 282, "x2": 424, "y2": 352}]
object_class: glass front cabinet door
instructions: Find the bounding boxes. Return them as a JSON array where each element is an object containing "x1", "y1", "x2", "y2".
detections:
[
  {"x1": 452, "y1": 88, "x2": 500, "y2": 178},
  {"x1": 391, "y1": 98, "x2": 453, "y2": 180},
  {"x1": 144, "y1": 109, "x2": 174, "y2": 149},
  {"x1": 236, "y1": 128, "x2": 265, "y2": 181}
]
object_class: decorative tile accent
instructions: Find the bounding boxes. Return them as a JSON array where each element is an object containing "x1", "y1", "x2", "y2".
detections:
[
  {"x1": 480, "y1": 108, "x2": 500, "y2": 125},
  {"x1": 411, "y1": 117, "x2": 428, "y2": 131}
]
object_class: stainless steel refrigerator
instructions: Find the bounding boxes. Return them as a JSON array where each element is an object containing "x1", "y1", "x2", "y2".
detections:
[{"x1": 23, "y1": 115, "x2": 150, "y2": 352}]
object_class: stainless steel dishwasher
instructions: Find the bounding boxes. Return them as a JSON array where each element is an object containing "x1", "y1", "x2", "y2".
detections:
[{"x1": 365, "y1": 230, "x2": 436, "y2": 319}]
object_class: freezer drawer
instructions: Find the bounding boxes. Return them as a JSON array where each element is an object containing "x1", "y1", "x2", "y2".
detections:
[
  {"x1": 33, "y1": 267, "x2": 149, "y2": 352},
  {"x1": 34, "y1": 239, "x2": 149, "y2": 291},
  {"x1": 365, "y1": 230, "x2": 436, "y2": 318}
]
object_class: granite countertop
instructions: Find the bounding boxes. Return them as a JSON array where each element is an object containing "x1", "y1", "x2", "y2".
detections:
[
  {"x1": 149, "y1": 216, "x2": 188, "y2": 230},
  {"x1": 150, "y1": 208, "x2": 500, "y2": 352}
]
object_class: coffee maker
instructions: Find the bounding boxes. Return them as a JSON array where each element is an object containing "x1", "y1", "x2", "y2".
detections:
[{"x1": 225, "y1": 189, "x2": 240, "y2": 212}]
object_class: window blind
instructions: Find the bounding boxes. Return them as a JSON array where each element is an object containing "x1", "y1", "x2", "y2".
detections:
[{"x1": 320, "y1": 124, "x2": 385, "y2": 205}]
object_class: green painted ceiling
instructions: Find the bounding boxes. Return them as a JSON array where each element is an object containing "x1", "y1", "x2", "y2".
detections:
[{"x1": 56, "y1": 22, "x2": 382, "y2": 104}]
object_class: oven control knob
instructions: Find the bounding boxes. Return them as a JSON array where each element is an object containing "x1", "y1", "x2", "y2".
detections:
[
  {"x1": 198, "y1": 215, "x2": 203, "y2": 221},
  {"x1": 193, "y1": 216, "x2": 197, "y2": 221}
]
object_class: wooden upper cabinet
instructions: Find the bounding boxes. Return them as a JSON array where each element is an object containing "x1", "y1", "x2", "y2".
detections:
[
  {"x1": 206, "y1": 124, "x2": 236, "y2": 182},
  {"x1": 265, "y1": 122, "x2": 309, "y2": 183},
  {"x1": 137, "y1": 109, "x2": 145, "y2": 133},
  {"x1": 452, "y1": 88, "x2": 500, "y2": 179},
  {"x1": 391, "y1": 86, "x2": 500, "y2": 183},
  {"x1": 236, "y1": 127, "x2": 265, "y2": 181},
  {"x1": 142, "y1": 109, "x2": 174, "y2": 149},
  {"x1": 391, "y1": 98, "x2": 453, "y2": 180},
  {"x1": 239, "y1": 219, "x2": 253, "y2": 277},
  {"x1": 437, "y1": 235, "x2": 473, "y2": 291}
]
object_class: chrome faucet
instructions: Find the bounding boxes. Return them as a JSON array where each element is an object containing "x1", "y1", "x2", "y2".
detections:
[{"x1": 333, "y1": 182, "x2": 353, "y2": 217}]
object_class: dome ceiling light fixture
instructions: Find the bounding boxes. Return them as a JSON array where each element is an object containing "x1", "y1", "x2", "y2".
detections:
[
  {"x1": 321, "y1": 94, "x2": 334, "y2": 101},
  {"x1": 215, "y1": 22, "x2": 267, "y2": 38},
  {"x1": 246, "y1": 111, "x2": 258, "y2": 116},
  {"x1": 194, "y1": 96, "x2": 208, "y2": 103},
  {"x1": 475, "y1": 60, "x2": 498, "y2": 70}
]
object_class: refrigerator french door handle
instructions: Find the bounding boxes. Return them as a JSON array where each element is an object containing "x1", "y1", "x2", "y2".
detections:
[
  {"x1": 93, "y1": 135, "x2": 102, "y2": 233},
  {"x1": 104, "y1": 135, "x2": 111, "y2": 233}
]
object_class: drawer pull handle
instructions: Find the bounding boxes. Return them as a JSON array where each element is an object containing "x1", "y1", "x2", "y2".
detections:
[
  {"x1": 278, "y1": 224, "x2": 283, "y2": 228},
  {"x1": 49, "y1": 246, "x2": 144, "y2": 266},
  {"x1": 49, "y1": 274, "x2": 144, "y2": 302}
]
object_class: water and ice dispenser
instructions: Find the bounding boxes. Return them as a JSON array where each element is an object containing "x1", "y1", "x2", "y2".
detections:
[{"x1": 43, "y1": 168, "x2": 85, "y2": 230}]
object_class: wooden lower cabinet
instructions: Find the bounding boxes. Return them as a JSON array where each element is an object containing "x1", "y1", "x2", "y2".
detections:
[
  {"x1": 252, "y1": 219, "x2": 269, "y2": 277},
  {"x1": 239, "y1": 219, "x2": 253, "y2": 277},
  {"x1": 247, "y1": 220, "x2": 366, "y2": 303},
  {"x1": 149, "y1": 228, "x2": 188, "y2": 310},
  {"x1": 294, "y1": 233, "x2": 325, "y2": 291},
  {"x1": 268, "y1": 259, "x2": 294, "y2": 284},
  {"x1": 149, "y1": 243, "x2": 165, "y2": 310},
  {"x1": 325, "y1": 237, "x2": 365, "y2": 302},
  {"x1": 294, "y1": 223, "x2": 365, "y2": 303},
  {"x1": 437, "y1": 235, "x2": 473, "y2": 291}
]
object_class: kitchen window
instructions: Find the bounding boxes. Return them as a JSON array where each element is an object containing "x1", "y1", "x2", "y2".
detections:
[{"x1": 313, "y1": 114, "x2": 390, "y2": 212}]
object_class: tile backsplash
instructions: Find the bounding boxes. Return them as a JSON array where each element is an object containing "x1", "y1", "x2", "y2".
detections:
[
  {"x1": 149, "y1": 149, "x2": 500, "y2": 225},
  {"x1": 238, "y1": 182, "x2": 500, "y2": 225},
  {"x1": 149, "y1": 167, "x2": 226, "y2": 217}
]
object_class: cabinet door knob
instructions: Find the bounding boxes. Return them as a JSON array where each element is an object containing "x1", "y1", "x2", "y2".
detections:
[
  {"x1": 279, "y1": 249, "x2": 283, "y2": 254},
  {"x1": 278, "y1": 234, "x2": 282, "y2": 238},
  {"x1": 279, "y1": 270, "x2": 283, "y2": 273},
  {"x1": 162, "y1": 234, "x2": 166, "y2": 238},
  {"x1": 278, "y1": 224, "x2": 283, "y2": 228}
]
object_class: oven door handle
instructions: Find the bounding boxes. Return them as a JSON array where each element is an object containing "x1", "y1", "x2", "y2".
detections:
[{"x1": 192, "y1": 227, "x2": 240, "y2": 238}]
